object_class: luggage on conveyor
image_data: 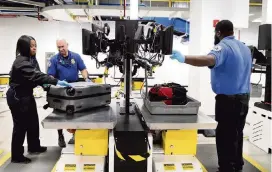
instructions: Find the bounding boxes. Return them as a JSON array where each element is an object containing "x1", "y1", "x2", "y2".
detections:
[
  {"x1": 143, "y1": 82, "x2": 201, "y2": 115},
  {"x1": 149, "y1": 82, "x2": 188, "y2": 105},
  {"x1": 43, "y1": 82, "x2": 111, "y2": 115}
]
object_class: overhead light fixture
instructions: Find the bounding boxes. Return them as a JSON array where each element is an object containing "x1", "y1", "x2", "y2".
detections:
[
  {"x1": 0, "y1": 6, "x2": 38, "y2": 11},
  {"x1": 5, "y1": 0, "x2": 45, "y2": 7},
  {"x1": 249, "y1": 13, "x2": 254, "y2": 16}
]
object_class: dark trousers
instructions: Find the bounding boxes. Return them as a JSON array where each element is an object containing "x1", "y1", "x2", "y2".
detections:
[
  {"x1": 6, "y1": 88, "x2": 40, "y2": 159},
  {"x1": 215, "y1": 94, "x2": 249, "y2": 172}
]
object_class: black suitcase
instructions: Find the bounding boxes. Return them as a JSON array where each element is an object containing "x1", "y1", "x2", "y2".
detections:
[{"x1": 44, "y1": 82, "x2": 111, "y2": 115}]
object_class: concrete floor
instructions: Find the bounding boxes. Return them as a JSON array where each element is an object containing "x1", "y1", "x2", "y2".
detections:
[{"x1": 0, "y1": 97, "x2": 271, "y2": 171}]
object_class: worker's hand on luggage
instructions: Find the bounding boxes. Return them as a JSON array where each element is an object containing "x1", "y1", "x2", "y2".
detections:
[
  {"x1": 43, "y1": 84, "x2": 50, "y2": 87},
  {"x1": 170, "y1": 50, "x2": 185, "y2": 63},
  {"x1": 42, "y1": 84, "x2": 51, "y2": 91},
  {"x1": 57, "y1": 80, "x2": 71, "y2": 87},
  {"x1": 85, "y1": 78, "x2": 92, "y2": 82}
]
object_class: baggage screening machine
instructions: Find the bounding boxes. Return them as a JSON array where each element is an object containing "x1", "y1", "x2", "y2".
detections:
[
  {"x1": 249, "y1": 24, "x2": 272, "y2": 154},
  {"x1": 42, "y1": 20, "x2": 217, "y2": 172}
]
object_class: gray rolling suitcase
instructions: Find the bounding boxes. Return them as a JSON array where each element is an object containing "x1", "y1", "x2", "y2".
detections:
[{"x1": 44, "y1": 82, "x2": 111, "y2": 115}]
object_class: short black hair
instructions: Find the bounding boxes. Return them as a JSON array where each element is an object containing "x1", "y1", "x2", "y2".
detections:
[
  {"x1": 215, "y1": 20, "x2": 234, "y2": 36},
  {"x1": 16, "y1": 35, "x2": 35, "y2": 57}
]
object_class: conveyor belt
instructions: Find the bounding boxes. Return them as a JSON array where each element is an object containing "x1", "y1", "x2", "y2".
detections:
[
  {"x1": 1, "y1": 147, "x2": 61, "y2": 172},
  {"x1": 197, "y1": 144, "x2": 260, "y2": 172}
]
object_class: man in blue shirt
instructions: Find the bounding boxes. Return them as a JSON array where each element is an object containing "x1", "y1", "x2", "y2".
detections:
[
  {"x1": 171, "y1": 20, "x2": 252, "y2": 172},
  {"x1": 48, "y1": 39, "x2": 90, "y2": 148}
]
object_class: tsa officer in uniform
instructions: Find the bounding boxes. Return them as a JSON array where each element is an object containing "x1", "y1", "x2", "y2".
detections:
[
  {"x1": 170, "y1": 20, "x2": 252, "y2": 172},
  {"x1": 7, "y1": 35, "x2": 70, "y2": 164},
  {"x1": 47, "y1": 39, "x2": 90, "y2": 148}
]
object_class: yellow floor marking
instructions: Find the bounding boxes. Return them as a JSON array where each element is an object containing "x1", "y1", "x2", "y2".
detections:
[
  {"x1": 0, "y1": 152, "x2": 11, "y2": 167},
  {"x1": 196, "y1": 158, "x2": 208, "y2": 172},
  {"x1": 51, "y1": 159, "x2": 59, "y2": 172},
  {"x1": 51, "y1": 163, "x2": 57, "y2": 172},
  {"x1": 243, "y1": 153, "x2": 269, "y2": 172}
]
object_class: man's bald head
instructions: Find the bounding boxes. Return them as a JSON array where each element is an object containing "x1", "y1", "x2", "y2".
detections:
[{"x1": 56, "y1": 39, "x2": 69, "y2": 57}]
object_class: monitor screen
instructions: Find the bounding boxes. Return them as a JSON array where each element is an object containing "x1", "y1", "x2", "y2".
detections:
[
  {"x1": 161, "y1": 26, "x2": 174, "y2": 55},
  {"x1": 115, "y1": 20, "x2": 140, "y2": 53},
  {"x1": 258, "y1": 24, "x2": 271, "y2": 50},
  {"x1": 82, "y1": 28, "x2": 92, "y2": 55}
]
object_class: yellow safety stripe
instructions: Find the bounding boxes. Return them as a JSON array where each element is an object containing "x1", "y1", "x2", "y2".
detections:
[
  {"x1": 243, "y1": 153, "x2": 269, "y2": 172},
  {"x1": 0, "y1": 152, "x2": 11, "y2": 167},
  {"x1": 196, "y1": 158, "x2": 208, "y2": 172},
  {"x1": 114, "y1": 143, "x2": 151, "y2": 162},
  {"x1": 128, "y1": 155, "x2": 146, "y2": 162},
  {"x1": 51, "y1": 158, "x2": 60, "y2": 172},
  {"x1": 115, "y1": 146, "x2": 125, "y2": 161}
]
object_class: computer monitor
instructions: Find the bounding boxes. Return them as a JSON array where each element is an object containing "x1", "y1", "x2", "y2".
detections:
[
  {"x1": 161, "y1": 26, "x2": 174, "y2": 55},
  {"x1": 115, "y1": 20, "x2": 139, "y2": 53},
  {"x1": 82, "y1": 28, "x2": 98, "y2": 56},
  {"x1": 258, "y1": 24, "x2": 271, "y2": 51},
  {"x1": 82, "y1": 28, "x2": 92, "y2": 55}
]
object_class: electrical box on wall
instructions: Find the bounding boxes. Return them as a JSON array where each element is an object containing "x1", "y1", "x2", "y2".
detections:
[{"x1": 213, "y1": 20, "x2": 220, "y2": 27}]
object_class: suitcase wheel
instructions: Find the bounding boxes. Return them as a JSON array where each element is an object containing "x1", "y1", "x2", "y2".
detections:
[
  {"x1": 66, "y1": 106, "x2": 75, "y2": 116},
  {"x1": 66, "y1": 88, "x2": 75, "y2": 96},
  {"x1": 43, "y1": 104, "x2": 49, "y2": 110}
]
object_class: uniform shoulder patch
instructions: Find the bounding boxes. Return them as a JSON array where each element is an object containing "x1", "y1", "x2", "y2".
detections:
[
  {"x1": 48, "y1": 61, "x2": 51, "y2": 67},
  {"x1": 212, "y1": 45, "x2": 222, "y2": 51}
]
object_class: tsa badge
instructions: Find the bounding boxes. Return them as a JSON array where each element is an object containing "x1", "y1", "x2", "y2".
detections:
[
  {"x1": 71, "y1": 58, "x2": 76, "y2": 65},
  {"x1": 212, "y1": 45, "x2": 222, "y2": 51}
]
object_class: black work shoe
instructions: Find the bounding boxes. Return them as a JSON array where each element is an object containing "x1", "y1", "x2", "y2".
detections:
[
  {"x1": 58, "y1": 135, "x2": 66, "y2": 148},
  {"x1": 68, "y1": 135, "x2": 75, "y2": 144},
  {"x1": 28, "y1": 146, "x2": 47, "y2": 154},
  {"x1": 11, "y1": 156, "x2": 31, "y2": 164}
]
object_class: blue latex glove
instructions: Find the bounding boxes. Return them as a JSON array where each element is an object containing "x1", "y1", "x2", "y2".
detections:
[
  {"x1": 170, "y1": 50, "x2": 185, "y2": 63},
  {"x1": 57, "y1": 80, "x2": 71, "y2": 87},
  {"x1": 85, "y1": 78, "x2": 92, "y2": 82}
]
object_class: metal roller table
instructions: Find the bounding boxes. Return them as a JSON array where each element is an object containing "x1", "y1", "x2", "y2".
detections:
[
  {"x1": 135, "y1": 99, "x2": 217, "y2": 130},
  {"x1": 41, "y1": 101, "x2": 118, "y2": 172},
  {"x1": 42, "y1": 103, "x2": 117, "y2": 130},
  {"x1": 135, "y1": 99, "x2": 217, "y2": 172}
]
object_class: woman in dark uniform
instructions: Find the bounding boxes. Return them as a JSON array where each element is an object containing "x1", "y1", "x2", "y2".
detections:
[{"x1": 6, "y1": 35, "x2": 70, "y2": 164}]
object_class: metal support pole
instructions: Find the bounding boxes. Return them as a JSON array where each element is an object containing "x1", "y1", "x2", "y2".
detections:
[
  {"x1": 145, "y1": 62, "x2": 148, "y2": 99},
  {"x1": 124, "y1": 58, "x2": 132, "y2": 114},
  {"x1": 264, "y1": 50, "x2": 271, "y2": 103},
  {"x1": 122, "y1": 0, "x2": 139, "y2": 115}
]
